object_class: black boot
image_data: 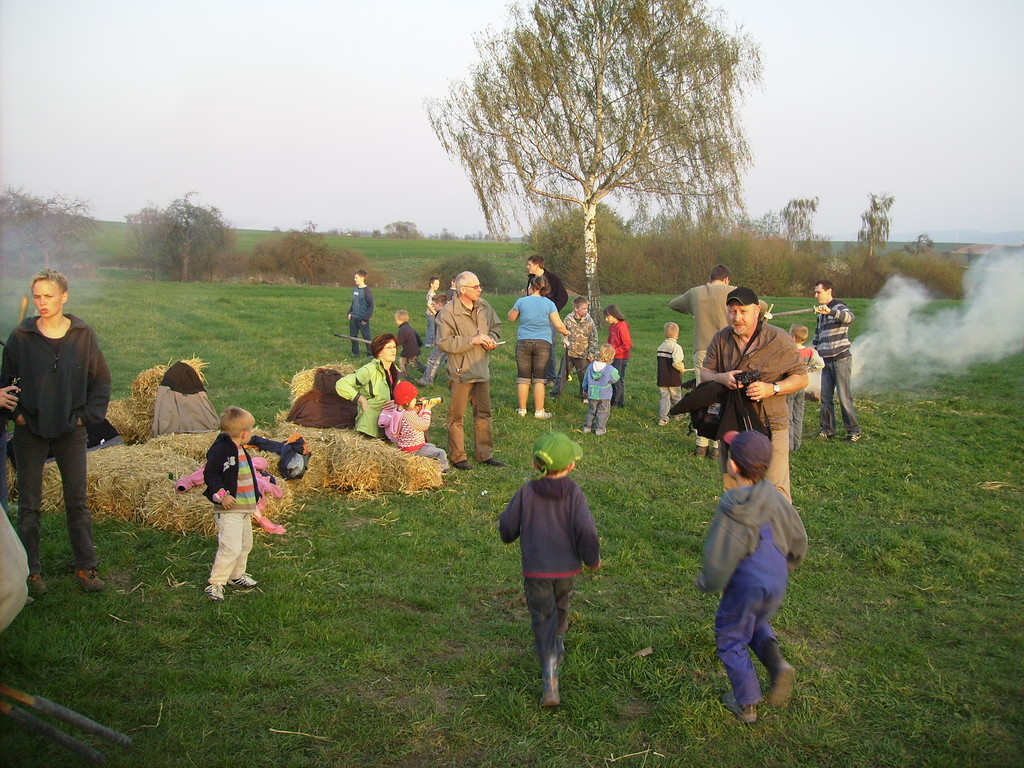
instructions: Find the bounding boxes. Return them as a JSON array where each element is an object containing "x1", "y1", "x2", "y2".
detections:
[
  {"x1": 755, "y1": 639, "x2": 795, "y2": 706},
  {"x1": 540, "y1": 655, "x2": 560, "y2": 707}
]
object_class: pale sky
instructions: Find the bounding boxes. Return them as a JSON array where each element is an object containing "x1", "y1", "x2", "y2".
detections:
[{"x1": 2, "y1": 0, "x2": 1020, "y2": 241}]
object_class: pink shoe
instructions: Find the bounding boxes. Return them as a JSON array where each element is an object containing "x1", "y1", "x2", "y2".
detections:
[{"x1": 255, "y1": 516, "x2": 287, "y2": 535}]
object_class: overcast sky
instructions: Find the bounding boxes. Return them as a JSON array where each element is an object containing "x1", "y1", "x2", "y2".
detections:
[{"x1": 1, "y1": 0, "x2": 1020, "y2": 241}]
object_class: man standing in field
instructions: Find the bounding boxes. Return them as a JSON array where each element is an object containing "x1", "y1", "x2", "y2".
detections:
[
  {"x1": 701, "y1": 287, "x2": 807, "y2": 501},
  {"x1": 526, "y1": 256, "x2": 569, "y2": 390},
  {"x1": 436, "y1": 271, "x2": 506, "y2": 470},
  {"x1": 347, "y1": 270, "x2": 374, "y2": 358},
  {"x1": 812, "y1": 280, "x2": 862, "y2": 442},
  {"x1": 669, "y1": 264, "x2": 732, "y2": 458}
]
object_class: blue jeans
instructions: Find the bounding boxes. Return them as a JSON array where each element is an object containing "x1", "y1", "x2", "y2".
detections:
[
  {"x1": 545, "y1": 326, "x2": 560, "y2": 382},
  {"x1": 349, "y1": 317, "x2": 372, "y2": 357},
  {"x1": 420, "y1": 346, "x2": 447, "y2": 385},
  {"x1": 13, "y1": 424, "x2": 96, "y2": 574},
  {"x1": 611, "y1": 358, "x2": 628, "y2": 408},
  {"x1": 425, "y1": 312, "x2": 437, "y2": 347},
  {"x1": 819, "y1": 356, "x2": 860, "y2": 437}
]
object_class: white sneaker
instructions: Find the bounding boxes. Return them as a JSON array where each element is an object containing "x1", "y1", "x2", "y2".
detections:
[
  {"x1": 516, "y1": 409, "x2": 527, "y2": 416},
  {"x1": 534, "y1": 411, "x2": 553, "y2": 419},
  {"x1": 228, "y1": 574, "x2": 259, "y2": 588},
  {"x1": 658, "y1": 418, "x2": 669, "y2": 426},
  {"x1": 205, "y1": 584, "x2": 224, "y2": 601}
]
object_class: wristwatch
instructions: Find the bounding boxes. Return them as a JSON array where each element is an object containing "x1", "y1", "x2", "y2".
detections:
[{"x1": 772, "y1": 383, "x2": 781, "y2": 396}]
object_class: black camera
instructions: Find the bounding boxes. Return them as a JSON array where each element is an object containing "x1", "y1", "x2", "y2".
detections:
[{"x1": 734, "y1": 370, "x2": 760, "y2": 387}]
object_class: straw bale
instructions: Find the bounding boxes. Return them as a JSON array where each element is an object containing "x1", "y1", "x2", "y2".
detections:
[
  {"x1": 287, "y1": 364, "x2": 355, "y2": 404},
  {"x1": 145, "y1": 432, "x2": 219, "y2": 464},
  {"x1": 141, "y1": 482, "x2": 217, "y2": 536},
  {"x1": 263, "y1": 425, "x2": 442, "y2": 496},
  {"x1": 31, "y1": 436, "x2": 296, "y2": 536},
  {"x1": 105, "y1": 397, "x2": 150, "y2": 445},
  {"x1": 123, "y1": 358, "x2": 212, "y2": 444}
]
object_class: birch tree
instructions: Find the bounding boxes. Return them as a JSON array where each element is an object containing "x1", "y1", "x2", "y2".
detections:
[
  {"x1": 858, "y1": 192, "x2": 895, "y2": 259},
  {"x1": 781, "y1": 197, "x2": 819, "y2": 247},
  {"x1": 428, "y1": 0, "x2": 760, "y2": 310}
]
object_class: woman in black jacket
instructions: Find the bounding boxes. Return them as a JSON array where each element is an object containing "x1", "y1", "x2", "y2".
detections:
[{"x1": 1, "y1": 269, "x2": 111, "y2": 593}]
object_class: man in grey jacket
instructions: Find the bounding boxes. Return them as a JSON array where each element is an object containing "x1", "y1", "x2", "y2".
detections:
[{"x1": 436, "y1": 271, "x2": 506, "y2": 469}]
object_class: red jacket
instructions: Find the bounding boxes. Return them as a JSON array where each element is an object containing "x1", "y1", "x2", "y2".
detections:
[{"x1": 608, "y1": 321, "x2": 632, "y2": 360}]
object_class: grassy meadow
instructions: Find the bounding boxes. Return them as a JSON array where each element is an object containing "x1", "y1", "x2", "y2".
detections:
[
  {"x1": 0, "y1": 280, "x2": 1021, "y2": 767},
  {"x1": 91, "y1": 221, "x2": 527, "y2": 289}
]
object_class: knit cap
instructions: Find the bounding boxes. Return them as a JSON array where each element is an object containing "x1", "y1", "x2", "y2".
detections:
[{"x1": 394, "y1": 381, "x2": 418, "y2": 406}]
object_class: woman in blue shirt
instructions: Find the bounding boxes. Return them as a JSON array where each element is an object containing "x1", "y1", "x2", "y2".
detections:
[{"x1": 508, "y1": 276, "x2": 569, "y2": 419}]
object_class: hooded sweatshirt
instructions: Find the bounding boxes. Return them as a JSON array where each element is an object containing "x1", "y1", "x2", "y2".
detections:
[
  {"x1": 499, "y1": 476, "x2": 600, "y2": 578},
  {"x1": 584, "y1": 361, "x2": 619, "y2": 401},
  {"x1": 696, "y1": 479, "x2": 807, "y2": 593}
]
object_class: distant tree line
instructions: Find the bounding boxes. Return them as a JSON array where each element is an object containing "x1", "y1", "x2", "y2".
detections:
[
  {"x1": 527, "y1": 195, "x2": 966, "y2": 300},
  {"x1": 0, "y1": 186, "x2": 966, "y2": 298}
]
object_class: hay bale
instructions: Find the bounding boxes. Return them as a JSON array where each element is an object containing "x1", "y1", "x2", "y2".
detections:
[
  {"x1": 124, "y1": 357, "x2": 212, "y2": 444},
  {"x1": 265, "y1": 425, "x2": 442, "y2": 495},
  {"x1": 106, "y1": 397, "x2": 150, "y2": 445},
  {"x1": 287, "y1": 364, "x2": 355, "y2": 404},
  {"x1": 33, "y1": 437, "x2": 296, "y2": 536},
  {"x1": 146, "y1": 432, "x2": 219, "y2": 464},
  {"x1": 86, "y1": 445, "x2": 196, "y2": 525}
]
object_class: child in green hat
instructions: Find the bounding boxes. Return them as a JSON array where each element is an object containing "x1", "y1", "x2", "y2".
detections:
[{"x1": 499, "y1": 431, "x2": 601, "y2": 706}]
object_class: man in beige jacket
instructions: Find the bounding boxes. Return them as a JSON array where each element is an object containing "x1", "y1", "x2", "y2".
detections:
[{"x1": 436, "y1": 271, "x2": 506, "y2": 470}]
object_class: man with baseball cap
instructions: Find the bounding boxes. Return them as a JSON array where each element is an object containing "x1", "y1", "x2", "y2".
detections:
[{"x1": 700, "y1": 287, "x2": 807, "y2": 500}]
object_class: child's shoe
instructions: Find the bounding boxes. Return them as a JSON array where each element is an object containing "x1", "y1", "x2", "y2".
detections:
[
  {"x1": 205, "y1": 584, "x2": 225, "y2": 601},
  {"x1": 28, "y1": 574, "x2": 48, "y2": 594},
  {"x1": 721, "y1": 691, "x2": 757, "y2": 723},
  {"x1": 657, "y1": 418, "x2": 669, "y2": 426},
  {"x1": 516, "y1": 409, "x2": 527, "y2": 416},
  {"x1": 582, "y1": 427, "x2": 592, "y2": 433},
  {"x1": 228, "y1": 574, "x2": 259, "y2": 588}
]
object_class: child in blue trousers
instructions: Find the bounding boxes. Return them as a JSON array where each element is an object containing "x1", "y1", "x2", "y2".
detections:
[{"x1": 696, "y1": 429, "x2": 808, "y2": 723}]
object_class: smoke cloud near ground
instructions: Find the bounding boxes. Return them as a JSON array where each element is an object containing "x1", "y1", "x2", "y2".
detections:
[{"x1": 851, "y1": 249, "x2": 1024, "y2": 390}]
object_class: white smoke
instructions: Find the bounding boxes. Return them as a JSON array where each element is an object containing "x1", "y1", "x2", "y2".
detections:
[{"x1": 852, "y1": 249, "x2": 1024, "y2": 389}]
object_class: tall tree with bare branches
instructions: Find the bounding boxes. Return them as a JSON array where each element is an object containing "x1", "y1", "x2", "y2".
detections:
[{"x1": 428, "y1": 0, "x2": 760, "y2": 311}]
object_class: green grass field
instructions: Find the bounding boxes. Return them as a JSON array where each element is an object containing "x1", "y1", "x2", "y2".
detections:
[
  {"x1": 91, "y1": 221, "x2": 526, "y2": 289},
  {"x1": 0, "y1": 281, "x2": 1021, "y2": 767}
]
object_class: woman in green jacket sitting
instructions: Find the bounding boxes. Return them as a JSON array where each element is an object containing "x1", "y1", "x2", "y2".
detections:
[{"x1": 335, "y1": 334, "x2": 401, "y2": 438}]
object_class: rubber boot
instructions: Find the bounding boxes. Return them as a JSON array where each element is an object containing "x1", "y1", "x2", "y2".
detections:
[
  {"x1": 540, "y1": 655, "x2": 560, "y2": 707},
  {"x1": 755, "y1": 638, "x2": 795, "y2": 706}
]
